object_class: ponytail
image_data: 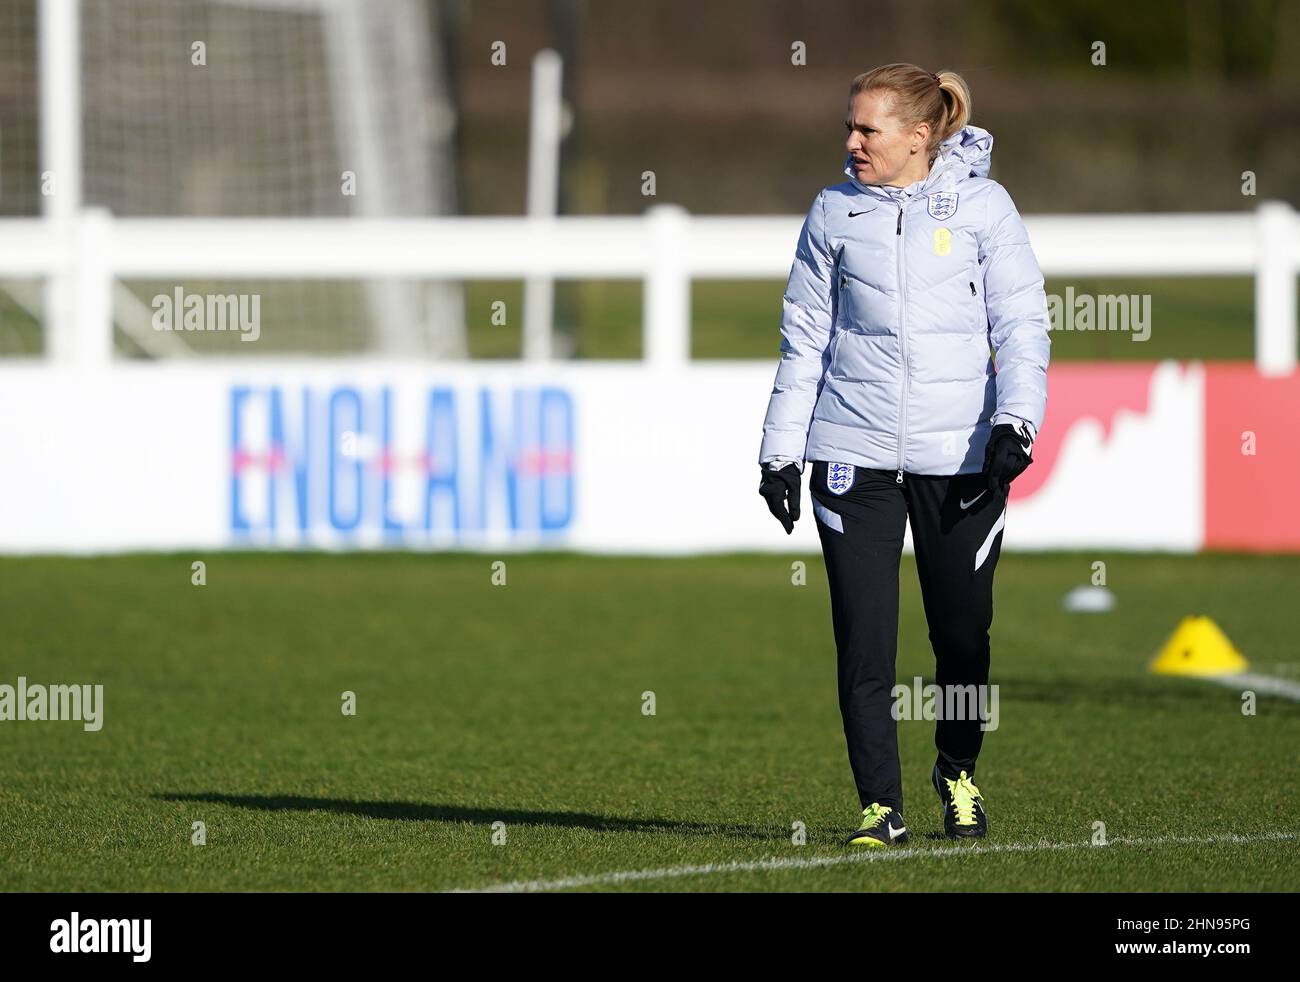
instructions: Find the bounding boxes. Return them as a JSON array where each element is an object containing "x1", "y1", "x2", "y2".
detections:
[{"x1": 934, "y1": 71, "x2": 972, "y2": 145}]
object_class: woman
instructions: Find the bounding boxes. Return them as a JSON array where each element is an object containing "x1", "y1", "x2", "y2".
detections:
[{"x1": 757, "y1": 64, "x2": 1049, "y2": 846}]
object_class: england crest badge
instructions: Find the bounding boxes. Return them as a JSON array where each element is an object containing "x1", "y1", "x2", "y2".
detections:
[
  {"x1": 927, "y1": 192, "x2": 959, "y2": 220},
  {"x1": 826, "y1": 462, "x2": 855, "y2": 495}
]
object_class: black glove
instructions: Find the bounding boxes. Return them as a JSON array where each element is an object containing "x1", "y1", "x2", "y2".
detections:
[
  {"x1": 983, "y1": 422, "x2": 1033, "y2": 495},
  {"x1": 758, "y1": 463, "x2": 801, "y2": 534}
]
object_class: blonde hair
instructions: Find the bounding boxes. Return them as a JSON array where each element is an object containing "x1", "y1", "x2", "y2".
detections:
[{"x1": 849, "y1": 64, "x2": 972, "y2": 159}]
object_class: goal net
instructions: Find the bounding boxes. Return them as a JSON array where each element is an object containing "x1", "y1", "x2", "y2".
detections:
[{"x1": 5, "y1": 0, "x2": 466, "y2": 358}]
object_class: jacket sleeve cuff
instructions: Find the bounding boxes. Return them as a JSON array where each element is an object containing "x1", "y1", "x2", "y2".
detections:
[
  {"x1": 762, "y1": 457, "x2": 805, "y2": 473},
  {"x1": 990, "y1": 413, "x2": 1036, "y2": 454}
]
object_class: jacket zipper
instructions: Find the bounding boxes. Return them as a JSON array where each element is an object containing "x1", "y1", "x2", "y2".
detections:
[{"x1": 895, "y1": 200, "x2": 909, "y2": 485}]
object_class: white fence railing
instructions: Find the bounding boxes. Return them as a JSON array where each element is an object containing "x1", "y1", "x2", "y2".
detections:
[{"x1": 0, "y1": 201, "x2": 1296, "y2": 372}]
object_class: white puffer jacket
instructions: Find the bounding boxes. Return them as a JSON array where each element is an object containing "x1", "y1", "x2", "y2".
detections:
[{"x1": 759, "y1": 125, "x2": 1049, "y2": 478}]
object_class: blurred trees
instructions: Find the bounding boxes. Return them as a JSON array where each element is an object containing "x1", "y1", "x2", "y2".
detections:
[{"x1": 454, "y1": 0, "x2": 1300, "y2": 213}]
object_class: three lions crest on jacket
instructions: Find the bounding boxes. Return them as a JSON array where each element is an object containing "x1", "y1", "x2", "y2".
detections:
[{"x1": 927, "y1": 192, "x2": 959, "y2": 220}]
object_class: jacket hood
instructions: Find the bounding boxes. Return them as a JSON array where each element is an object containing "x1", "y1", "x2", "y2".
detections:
[
  {"x1": 935, "y1": 124, "x2": 993, "y2": 179},
  {"x1": 843, "y1": 124, "x2": 994, "y2": 194}
]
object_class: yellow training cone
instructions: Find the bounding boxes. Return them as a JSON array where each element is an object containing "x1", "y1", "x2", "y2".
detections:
[{"x1": 1149, "y1": 616, "x2": 1248, "y2": 678}]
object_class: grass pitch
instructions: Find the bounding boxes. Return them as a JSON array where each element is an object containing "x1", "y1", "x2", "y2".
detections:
[{"x1": 1, "y1": 551, "x2": 1297, "y2": 892}]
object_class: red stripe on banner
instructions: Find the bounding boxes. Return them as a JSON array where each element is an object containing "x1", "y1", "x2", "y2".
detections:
[
  {"x1": 1204, "y1": 364, "x2": 1300, "y2": 551},
  {"x1": 1014, "y1": 363, "x2": 1156, "y2": 500}
]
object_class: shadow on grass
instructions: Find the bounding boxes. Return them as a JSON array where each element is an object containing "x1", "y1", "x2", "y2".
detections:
[{"x1": 155, "y1": 792, "x2": 784, "y2": 841}]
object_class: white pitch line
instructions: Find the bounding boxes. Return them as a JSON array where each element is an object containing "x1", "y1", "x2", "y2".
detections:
[
  {"x1": 1206, "y1": 672, "x2": 1300, "y2": 702},
  {"x1": 453, "y1": 830, "x2": 1298, "y2": 893}
]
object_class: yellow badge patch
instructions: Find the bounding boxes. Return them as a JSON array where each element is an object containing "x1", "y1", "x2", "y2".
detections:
[{"x1": 933, "y1": 227, "x2": 952, "y2": 256}]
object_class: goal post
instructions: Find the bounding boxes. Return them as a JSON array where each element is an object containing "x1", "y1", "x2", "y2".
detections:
[{"x1": 46, "y1": 0, "x2": 468, "y2": 358}]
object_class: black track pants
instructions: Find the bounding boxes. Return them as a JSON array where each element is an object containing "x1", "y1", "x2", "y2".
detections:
[{"x1": 809, "y1": 460, "x2": 1007, "y2": 813}]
